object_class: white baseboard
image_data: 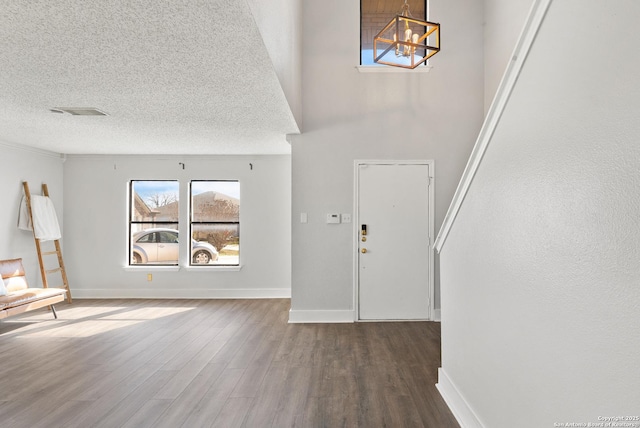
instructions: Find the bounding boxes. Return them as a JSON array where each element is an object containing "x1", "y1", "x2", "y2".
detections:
[
  {"x1": 288, "y1": 309, "x2": 355, "y2": 323},
  {"x1": 436, "y1": 368, "x2": 484, "y2": 428},
  {"x1": 71, "y1": 288, "x2": 291, "y2": 299},
  {"x1": 433, "y1": 308, "x2": 441, "y2": 321}
]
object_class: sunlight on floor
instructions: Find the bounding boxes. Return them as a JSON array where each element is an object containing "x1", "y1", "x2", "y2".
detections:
[
  {"x1": 99, "y1": 306, "x2": 194, "y2": 320},
  {"x1": 22, "y1": 319, "x2": 144, "y2": 337},
  {"x1": 1, "y1": 305, "x2": 196, "y2": 338}
]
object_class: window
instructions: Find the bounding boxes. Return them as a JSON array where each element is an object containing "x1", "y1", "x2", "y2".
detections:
[
  {"x1": 129, "y1": 180, "x2": 179, "y2": 265},
  {"x1": 190, "y1": 181, "x2": 240, "y2": 266},
  {"x1": 360, "y1": 0, "x2": 427, "y2": 66}
]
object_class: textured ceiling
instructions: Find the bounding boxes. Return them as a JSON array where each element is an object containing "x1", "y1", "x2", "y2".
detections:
[{"x1": 0, "y1": 0, "x2": 299, "y2": 155}]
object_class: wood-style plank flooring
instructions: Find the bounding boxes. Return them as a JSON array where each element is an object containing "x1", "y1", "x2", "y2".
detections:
[{"x1": 0, "y1": 299, "x2": 459, "y2": 427}]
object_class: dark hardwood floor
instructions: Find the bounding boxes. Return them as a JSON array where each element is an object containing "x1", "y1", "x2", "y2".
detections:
[{"x1": 0, "y1": 299, "x2": 459, "y2": 427}]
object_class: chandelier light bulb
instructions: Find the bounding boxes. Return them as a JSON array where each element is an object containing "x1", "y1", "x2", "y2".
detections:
[
  {"x1": 404, "y1": 26, "x2": 413, "y2": 56},
  {"x1": 412, "y1": 33, "x2": 419, "y2": 54}
]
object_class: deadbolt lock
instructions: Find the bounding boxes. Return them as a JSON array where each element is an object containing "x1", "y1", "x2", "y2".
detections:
[{"x1": 361, "y1": 236, "x2": 367, "y2": 242}]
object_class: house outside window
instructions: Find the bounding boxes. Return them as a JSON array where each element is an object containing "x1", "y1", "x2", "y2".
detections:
[
  {"x1": 190, "y1": 181, "x2": 240, "y2": 266},
  {"x1": 360, "y1": 0, "x2": 427, "y2": 66},
  {"x1": 129, "y1": 180, "x2": 179, "y2": 265}
]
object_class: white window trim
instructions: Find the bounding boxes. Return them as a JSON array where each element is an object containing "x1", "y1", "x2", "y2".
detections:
[
  {"x1": 123, "y1": 265, "x2": 242, "y2": 272},
  {"x1": 123, "y1": 265, "x2": 180, "y2": 272},
  {"x1": 184, "y1": 265, "x2": 242, "y2": 272},
  {"x1": 356, "y1": 65, "x2": 432, "y2": 73},
  {"x1": 189, "y1": 180, "x2": 241, "y2": 268}
]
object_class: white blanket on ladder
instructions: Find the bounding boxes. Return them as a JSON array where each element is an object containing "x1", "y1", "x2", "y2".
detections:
[{"x1": 18, "y1": 195, "x2": 62, "y2": 241}]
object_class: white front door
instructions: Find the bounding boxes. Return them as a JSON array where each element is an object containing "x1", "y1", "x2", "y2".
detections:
[{"x1": 357, "y1": 162, "x2": 432, "y2": 320}]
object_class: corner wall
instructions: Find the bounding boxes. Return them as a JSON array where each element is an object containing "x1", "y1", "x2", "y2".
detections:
[
  {"x1": 290, "y1": 0, "x2": 485, "y2": 320},
  {"x1": 0, "y1": 143, "x2": 64, "y2": 286},
  {"x1": 246, "y1": 0, "x2": 302, "y2": 127},
  {"x1": 63, "y1": 155, "x2": 291, "y2": 298},
  {"x1": 439, "y1": 0, "x2": 640, "y2": 425}
]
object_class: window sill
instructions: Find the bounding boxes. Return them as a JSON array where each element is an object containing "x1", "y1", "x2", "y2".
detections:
[
  {"x1": 123, "y1": 265, "x2": 180, "y2": 272},
  {"x1": 184, "y1": 265, "x2": 242, "y2": 272},
  {"x1": 356, "y1": 65, "x2": 433, "y2": 73},
  {"x1": 124, "y1": 265, "x2": 242, "y2": 272}
]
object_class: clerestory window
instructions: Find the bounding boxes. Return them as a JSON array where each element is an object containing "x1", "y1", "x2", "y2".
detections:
[{"x1": 360, "y1": 0, "x2": 428, "y2": 66}]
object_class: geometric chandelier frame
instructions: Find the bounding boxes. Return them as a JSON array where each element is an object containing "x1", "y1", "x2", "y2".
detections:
[{"x1": 373, "y1": 11, "x2": 440, "y2": 69}]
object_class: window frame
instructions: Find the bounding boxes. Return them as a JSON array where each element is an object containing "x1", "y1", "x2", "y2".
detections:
[
  {"x1": 128, "y1": 179, "x2": 180, "y2": 267},
  {"x1": 189, "y1": 180, "x2": 240, "y2": 267},
  {"x1": 360, "y1": 0, "x2": 429, "y2": 67}
]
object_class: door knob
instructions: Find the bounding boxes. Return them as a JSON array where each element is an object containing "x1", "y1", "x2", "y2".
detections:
[{"x1": 361, "y1": 248, "x2": 367, "y2": 254}]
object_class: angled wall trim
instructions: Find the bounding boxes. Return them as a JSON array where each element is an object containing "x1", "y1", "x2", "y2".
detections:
[{"x1": 433, "y1": 0, "x2": 553, "y2": 253}]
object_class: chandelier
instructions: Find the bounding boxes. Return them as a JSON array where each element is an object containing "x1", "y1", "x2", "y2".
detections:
[{"x1": 373, "y1": 0, "x2": 440, "y2": 69}]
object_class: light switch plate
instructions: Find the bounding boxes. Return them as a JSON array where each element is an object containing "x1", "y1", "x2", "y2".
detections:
[{"x1": 341, "y1": 213, "x2": 352, "y2": 223}]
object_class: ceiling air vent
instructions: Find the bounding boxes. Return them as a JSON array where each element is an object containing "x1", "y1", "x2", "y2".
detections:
[{"x1": 50, "y1": 107, "x2": 108, "y2": 116}]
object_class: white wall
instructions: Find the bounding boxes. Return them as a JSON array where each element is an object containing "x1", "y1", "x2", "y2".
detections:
[
  {"x1": 247, "y1": 0, "x2": 302, "y2": 128},
  {"x1": 63, "y1": 155, "x2": 291, "y2": 298},
  {"x1": 483, "y1": 0, "x2": 532, "y2": 114},
  {"x1": 439, "y1": 0, "x2": 640, "y2": 425},
  {"x1": 290, "y1": 0, "x2": 484, "y2": 320},
  {"x1": 0, "y1": 143, "x2": 64, "y2": 286}
]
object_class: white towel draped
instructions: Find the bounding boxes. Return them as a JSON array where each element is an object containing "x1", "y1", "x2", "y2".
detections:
[
  {"x1": 17, "y1": 196, "x2": 31, "y2": 231},
  {"x1": 18, "y1": 195, "x2": 61, "y2": 241}
]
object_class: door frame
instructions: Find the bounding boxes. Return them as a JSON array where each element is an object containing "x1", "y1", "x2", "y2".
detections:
[{"x1": 353, "y1": 160, "x2": 435, "y2": 321}]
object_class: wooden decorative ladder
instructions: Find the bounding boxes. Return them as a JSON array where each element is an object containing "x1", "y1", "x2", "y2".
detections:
[{"x1": 22, "y1": 182, "x2": 72, "y2": 303}]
